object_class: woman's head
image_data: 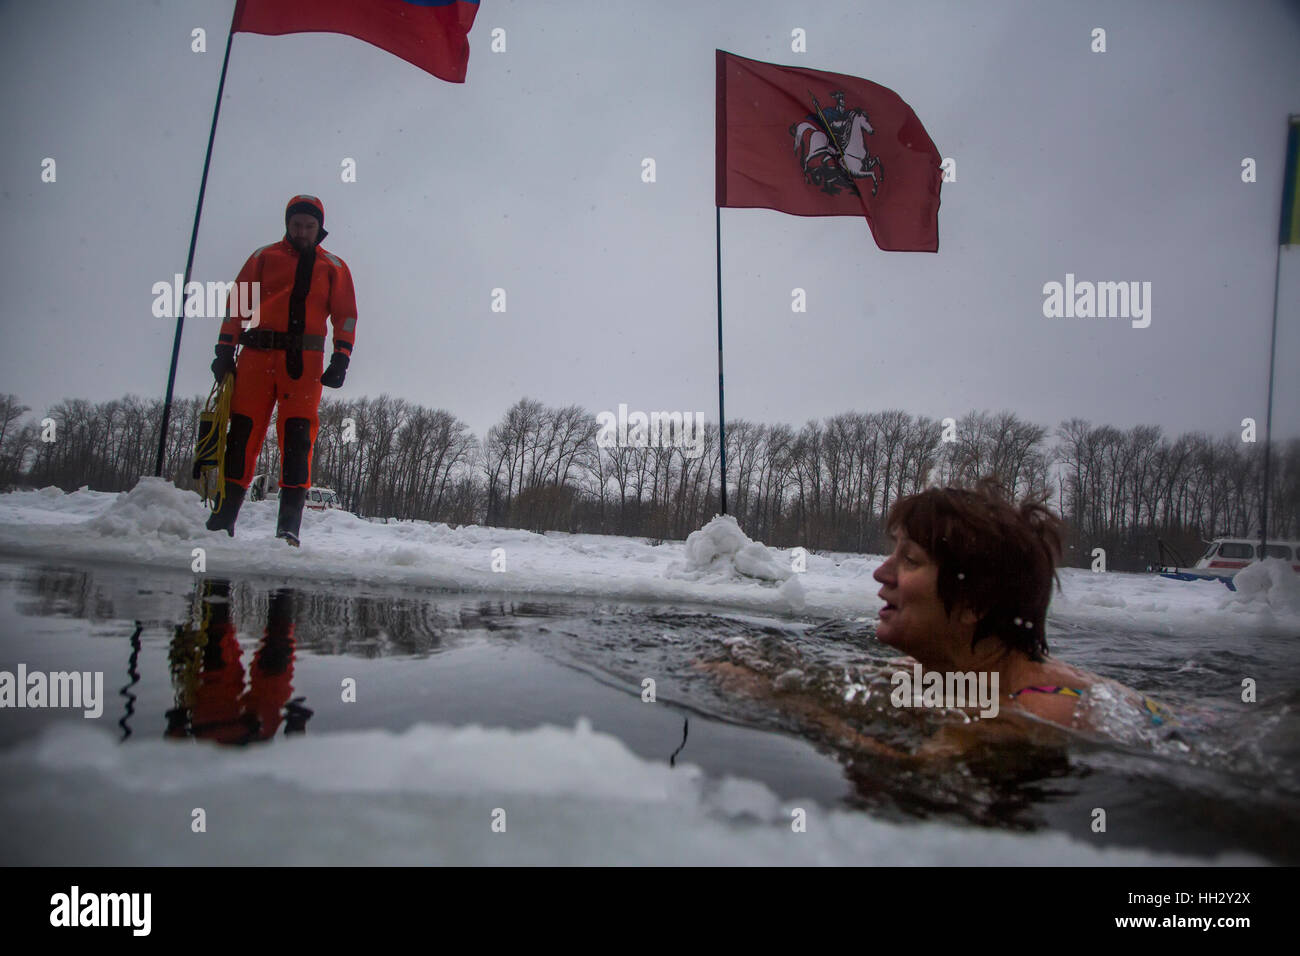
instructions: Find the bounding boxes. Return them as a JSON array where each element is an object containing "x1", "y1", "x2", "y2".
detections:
[{"x1": 872, "y1": 478, "x2": 1065, "y2": 663}]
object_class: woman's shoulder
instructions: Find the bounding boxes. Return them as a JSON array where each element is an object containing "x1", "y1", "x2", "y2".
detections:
[
  {"x1": 1006, "y1": 663, "x2": 1175, "y2": 734},
  {"x1": 1003, "y1": 662, "x2": 1097, "y2": 727}
]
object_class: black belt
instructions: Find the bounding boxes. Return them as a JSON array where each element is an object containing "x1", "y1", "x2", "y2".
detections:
[{"x1": 238, "y1": 329, "x2": 325, "y2": 351}]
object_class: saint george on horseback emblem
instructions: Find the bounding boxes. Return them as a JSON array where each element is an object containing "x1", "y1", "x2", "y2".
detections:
[{"x1": 789, "y1": 90, "x2": 884, "y2": 197}]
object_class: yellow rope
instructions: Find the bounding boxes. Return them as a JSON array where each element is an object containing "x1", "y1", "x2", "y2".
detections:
[
  {"x1": 194, "y1": 372, "x2": 234, "y2": 513},
  {"x1": 171, "y1": 583, "x2": 217, "y2": 710}
]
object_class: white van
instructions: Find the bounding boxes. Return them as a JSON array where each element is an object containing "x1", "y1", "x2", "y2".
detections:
[
  {"x1": 248, "y1": 474, "x2": 344, "y2": 511},
  {"x1": 1193, "y1": 537, "x2": 1299, "y2": 576},
  {"x1": 1160, "y1": 536, "x2": 1299, "y2": 583}
]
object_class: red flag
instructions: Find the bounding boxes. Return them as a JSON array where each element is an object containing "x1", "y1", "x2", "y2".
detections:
[
  {"x1": 233, "y1": 0, "x2": 479, "y2": 84},
  {"x1": 716, "y1": 50, "x2": 942, "y2": 251}
]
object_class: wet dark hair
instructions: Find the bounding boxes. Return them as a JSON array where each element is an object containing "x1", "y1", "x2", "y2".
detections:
[{"x1": 884, "y1": 477, "x2": 1065, "y2": 661}]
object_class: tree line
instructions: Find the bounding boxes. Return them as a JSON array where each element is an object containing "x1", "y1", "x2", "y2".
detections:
[{"x1": 2, "y1": 391, "x2": 1296, "y2": 570}]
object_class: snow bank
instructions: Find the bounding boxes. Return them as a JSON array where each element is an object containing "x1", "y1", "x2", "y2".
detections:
[
  {"x1": 0, "y1": 720, "x2": 1259, "y2": 866},
  {"x1": 665, "y1": 514, "x2": 806, "y2": 611},
  {"x1": 0, "y1": 481, "x2": 817, "y2": 617},
  {"x1": 1223, "y1": 558, "x2": 1300, "y2": 616},
  {"x1": 1048, "y1": 564, "x2": 1300, "y2": 637},
  {"x1": 1, "y1": 481, "x2": 1297, "y2": 632},
  {"x1": 0, "y1": 484, "x2": 117, "y2": 524}
]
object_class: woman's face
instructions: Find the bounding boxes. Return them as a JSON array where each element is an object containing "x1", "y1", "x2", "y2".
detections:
[{"x1": 873, "y1": 529, "x2": 964, "y2": 659}]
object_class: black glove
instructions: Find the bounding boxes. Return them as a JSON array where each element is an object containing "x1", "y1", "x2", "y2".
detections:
[
  {"x1": 319, "y1": 352, "x2": 349, "y2": 389},
  {"x1": 211, "y1": 344, "x2": 236, "y2": 384}
]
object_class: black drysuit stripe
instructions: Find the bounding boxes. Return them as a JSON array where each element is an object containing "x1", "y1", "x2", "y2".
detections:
[{"x1": 285, "y1": 245, "x2": 316, "y2": 380}]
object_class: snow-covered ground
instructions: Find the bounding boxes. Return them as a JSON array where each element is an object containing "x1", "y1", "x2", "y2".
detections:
[{"x1": 0, "y1": 478, "x2": 1296, "y2": 636}]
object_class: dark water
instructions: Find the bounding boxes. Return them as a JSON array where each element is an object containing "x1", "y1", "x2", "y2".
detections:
[{"x1": 0, "y1": 556, "x2": 1297, "y2": 863}]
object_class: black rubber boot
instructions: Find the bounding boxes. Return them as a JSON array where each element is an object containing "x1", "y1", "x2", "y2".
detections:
[
  {"x1": 205, "y1": 481, "x2": 246, "y2": 536},
  {"x1": 276, "y1": 486, "x2": 307, "y2": 546}
]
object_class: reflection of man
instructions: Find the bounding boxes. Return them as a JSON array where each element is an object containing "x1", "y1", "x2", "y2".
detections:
[
  {"x1": 167, "y1": 582, "x2": 312, "y2": 744},
  {"x1": 205, "y1": 194, "x2": 358, "y2": 547}
]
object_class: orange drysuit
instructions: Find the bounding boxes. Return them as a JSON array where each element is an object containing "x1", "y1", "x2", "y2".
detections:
[{"x1": 217, "y1": 196, "x2": 357, "y2": 491}]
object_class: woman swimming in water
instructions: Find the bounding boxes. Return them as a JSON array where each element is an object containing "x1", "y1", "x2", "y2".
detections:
[
  {"x1": 698, "y1": 477, "x2": 1172, "y2": 759},
  {"x1": 872, "y1": 477, "x2": 1171, "y2": 737}
]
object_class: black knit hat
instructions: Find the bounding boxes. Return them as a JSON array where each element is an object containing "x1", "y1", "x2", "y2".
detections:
[{"x1": 284, "y1": 194, "x2": 328, "y2": 243}]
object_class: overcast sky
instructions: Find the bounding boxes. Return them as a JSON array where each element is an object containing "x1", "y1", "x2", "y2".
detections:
[{"x1": 1, "y1": 0, "x2": 1297, "y2": 446}]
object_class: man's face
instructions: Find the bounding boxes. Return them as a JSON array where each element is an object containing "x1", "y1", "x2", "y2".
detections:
[{"x1": 288, "y1": 213, "x2": 319, "y2": 250}]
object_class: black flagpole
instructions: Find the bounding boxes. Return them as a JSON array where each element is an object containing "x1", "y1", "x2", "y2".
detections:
[
  {"x1": 154, "y1": 5, "x2": 240, "y2": 478},
  {"x1": 1260, "y1": 114, "x2": 1298, "y2": 556},
  {"x1": 716, "y1": 205, "x2": 727, "y2": 516},
  {"x1": 1261, "y1": 232, "x2": 1281, "y2": 556}
]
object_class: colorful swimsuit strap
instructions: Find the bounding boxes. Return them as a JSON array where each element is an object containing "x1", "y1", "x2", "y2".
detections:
[
  {"x1": 1141, "y1": 696, "x2": 1169, "y2": 726},
  {"x1": 1010, "y1": 685, "x2": 1084, "y2": 698},
  {"x1": 1012, "y1": 684, "x2": 1170, "y2": 726}
]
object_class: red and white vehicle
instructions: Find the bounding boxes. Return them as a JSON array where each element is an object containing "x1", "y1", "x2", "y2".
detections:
[{"x1": 1160, "y1": 536, "x2": 1300, "y2": 584}]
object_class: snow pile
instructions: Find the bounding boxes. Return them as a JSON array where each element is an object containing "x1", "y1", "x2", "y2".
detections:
[
  {"x1": 1222, "y1": 558, "x2": 1300, "y2": 615},
  {"x1": 0, "y1": 720, "x2": 1258, "y2": 866},
  {"x1": 666, "y1": 514, "x2": 806, "y2": 611},
  {"x1": 670, "y1": 515, "x2": 791, "y2": 582},
  {"x1": 84, "y1": 476, "x2": 205, "y2": 539}
]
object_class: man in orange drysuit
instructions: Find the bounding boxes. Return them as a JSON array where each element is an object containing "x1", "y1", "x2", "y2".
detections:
[{"x1": 205, "y1": 194, "x2": 357, "y2": 546}]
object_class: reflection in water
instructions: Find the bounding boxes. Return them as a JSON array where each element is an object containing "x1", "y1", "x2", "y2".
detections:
[
  {"x1": 669, "y1": 716, "x2": 689, "y2": 767},
  {"x1": 117, "y1": 623, "x2": 142, "y2": 741},
  {"x1": 166, "y1": 580, "x2": 312, "y2": 745},
  {"x1": 14, "y1": 567, "x2": 107, "y2": 621},
  {"x1": 839, "y1": 731, "x2": 1077, "y2": 831},
  {"x1": 8, "y1": 562, "x2": 572, "y2": 659}
]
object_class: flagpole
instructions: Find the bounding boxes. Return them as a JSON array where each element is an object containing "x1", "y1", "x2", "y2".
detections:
[
  {"x1": 715, "y1": 206, "x2": 728, "y2": 516},
  {"x1": 1261, "y1": 241, "x2": 1281, "y2": 556},
  {"x1": 1260, "y1": 113, "x2": 1298, "y2": 556},
  {"x1": 154, "y1": 3, "x2": 241, "y2": 478}
]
